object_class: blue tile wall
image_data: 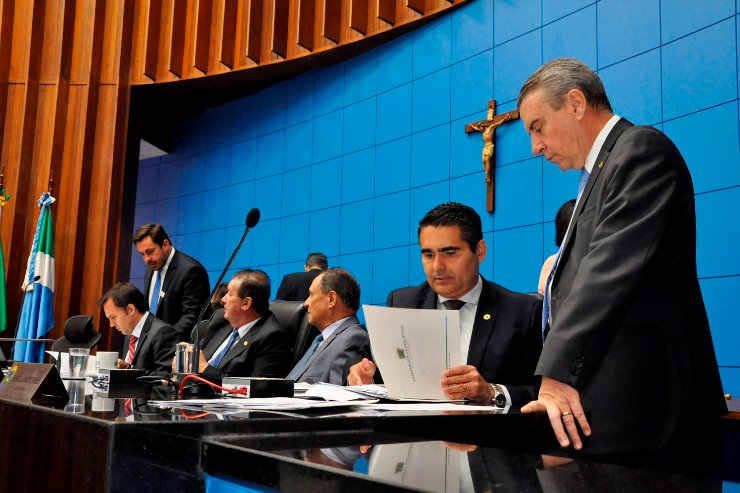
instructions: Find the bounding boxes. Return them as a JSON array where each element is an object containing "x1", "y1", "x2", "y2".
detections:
[
  {"x1": 542, "y1": 6, "x2": 597, "y2": 69},
  {"x1": 451, "y1": 50, "x2": 493, "y2": 122},
  {"x1": 412, "y1": 16, "x2": 451, "y2": 79},
  {"x1": 411, "y1": 124, "x2": 450, "y2": 187},
  {"x1": 597, "y1": 0, "x2": 660, "y2": 68},
  {"x1": 451, "y1": 0, "x2": 493, "y2": 63},
  {"x1": 132, "y1": 0, "x2": 740, "y2": 395},
  {"x1": 376, "y1": 84, "x2": 412, "y2": 144},
  {"x1": 341, "y1": 148, "x2": 375, "y2": 203}
]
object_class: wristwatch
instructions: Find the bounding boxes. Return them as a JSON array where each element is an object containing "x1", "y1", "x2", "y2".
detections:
[{"x1": 491, "y1": 384, "x2": 507, "y2": 408}]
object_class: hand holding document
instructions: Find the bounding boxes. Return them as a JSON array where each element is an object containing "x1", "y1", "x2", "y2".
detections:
[{"x1": 363, "y1": 305, "x2": 461, "y2": 400}]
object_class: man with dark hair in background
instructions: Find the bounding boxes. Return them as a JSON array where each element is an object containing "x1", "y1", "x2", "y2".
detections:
[
  {"x1": 133, "y1": 223, "x2": 211, "y2": 342},
  {"x1": 276, "y1": 252, "x2": 328, "y2": 302},
  {"x1": 99, "y1": 282, "x2": 177, "y2": 376},
  {"x1": 349, "y1": 202, "x2": 542, "y2": 408},
  {"x1": 286, "y1": 268, "x2": 370, "y2": 385},
  {"x1": 196, "y1": 269, "x2": 292, "y2": 382}
]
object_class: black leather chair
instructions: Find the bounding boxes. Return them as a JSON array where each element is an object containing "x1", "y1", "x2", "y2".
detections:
[
  {"x1": 268, "y1": 300, "x2": 319, "y2": 366},
  {"x1": 51, "y1": 315, "x2": 102, "y2": 352}
]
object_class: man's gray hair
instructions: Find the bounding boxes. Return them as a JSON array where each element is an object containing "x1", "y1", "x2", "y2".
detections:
[{"x1": 517, "y1": 58, "x2": 613, "y2": 113}]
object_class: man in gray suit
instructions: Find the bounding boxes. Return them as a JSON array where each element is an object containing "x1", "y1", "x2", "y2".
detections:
[
  {"x1": 517, "y1": 58, "x2": 725, "y2": 454},
  {"x1": 286, "y1": 268, "x2": 370, "y2": 385},
  {"x1": 99, "y1": 282, "x2": 177, "y2": 377}
]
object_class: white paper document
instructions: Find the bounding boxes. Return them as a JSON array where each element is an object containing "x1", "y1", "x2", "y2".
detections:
[{"x1": 363, "y1": 305, "x2": 461, "y2": 400}]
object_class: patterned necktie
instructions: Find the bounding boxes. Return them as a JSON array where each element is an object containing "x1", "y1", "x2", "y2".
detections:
[
  {"x1": 210, "y1": 329, "x2": 241, "y2": 369},
  {"x1": 126, "y1": 335, "x2": 138, "y2": 365},
  {"x1": 442, "y1": 299, "x2": 466, "y2": 310},
  {"x1": 149, "y1": 270, "x2": 162, "y2": 315},
  {"x1": 286, "y1": 334, "x2": 324, "y2": 381},
  {"x1": 542, "y1": 169, "x2": 591, "y2": 338}
]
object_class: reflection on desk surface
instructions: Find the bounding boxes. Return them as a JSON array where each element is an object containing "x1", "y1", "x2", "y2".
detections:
[{"x1": 208, "y1": 434, "x2": 736, "y2": 493}]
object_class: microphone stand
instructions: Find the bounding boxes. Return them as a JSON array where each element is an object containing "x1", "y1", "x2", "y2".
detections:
[{"x1": 189, "y1": 208, "x2": 260, "y2": 373}]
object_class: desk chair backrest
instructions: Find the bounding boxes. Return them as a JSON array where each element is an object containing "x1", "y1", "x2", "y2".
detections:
[
  {"x1": 51, "y1": 315, "x2": 102, "y2": 352},
  {"x1": 268, "y1": 300, "x2": 319, "y2": 366}
]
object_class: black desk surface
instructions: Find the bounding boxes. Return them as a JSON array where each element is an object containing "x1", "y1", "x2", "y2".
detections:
[{"x1": 1, "y1": 381, "x2": 738, "y2": 492}]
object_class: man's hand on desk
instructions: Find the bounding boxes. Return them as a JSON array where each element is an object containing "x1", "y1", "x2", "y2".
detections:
[
  {"x1": 347, "y1": 358, "x2": 376, "y2": 385},
  {"x1": 117, "y1": 359, "x2": 130, "y2": 369},
  {"x1": 441, "y1": 365, "x2": 494, "y2": 403},
  {"x1": 521, "y1": 376, "x2": 591, "y2": 450}
]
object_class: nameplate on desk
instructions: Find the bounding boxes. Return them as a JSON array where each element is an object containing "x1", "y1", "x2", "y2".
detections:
[{"x1": 0, "y1": 363, "x2": 68, "y2": 403}]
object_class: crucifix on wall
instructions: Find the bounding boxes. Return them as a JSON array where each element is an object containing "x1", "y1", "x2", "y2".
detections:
[{"x1": 465, "y1": 100, "x2": 520, "y2": 212}]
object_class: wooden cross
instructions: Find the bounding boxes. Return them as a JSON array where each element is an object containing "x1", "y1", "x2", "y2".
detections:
[{"x1": 465, "y1": 100, "x2": 520, "y2": 212}]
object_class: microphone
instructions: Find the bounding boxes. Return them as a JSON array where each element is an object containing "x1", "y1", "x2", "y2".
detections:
[
  {"x1": 189, "y1": 208, "x2": 261, "y2": 373},
  {"x1": 10, "y1": 275, "x2": 43, "y2": 360}
]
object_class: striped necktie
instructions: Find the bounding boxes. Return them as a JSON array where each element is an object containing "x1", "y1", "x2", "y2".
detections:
[{"x1": 126, "y1": 335, "x2": 138, "y2": 365}]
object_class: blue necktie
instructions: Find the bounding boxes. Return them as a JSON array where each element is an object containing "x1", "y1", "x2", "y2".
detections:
[
  {"x1": 542, "y1": 169, "x2": 590, "y2": 339},
  {"x1": 210, "y1": 329, "x2": 241, "y2": 369},
  {"x1": 149, "y1": 270, "x2": 162, "y2": 315},
  {"x1": 286, "y1": 334, "x2": 324, "y2": 381}
]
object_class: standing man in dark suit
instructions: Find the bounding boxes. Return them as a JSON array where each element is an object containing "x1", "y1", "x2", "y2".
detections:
[
  {"x1": 196, "y1": 269, "x2": 292, "y2": 382},
  {"x1": 517, "y1": 58, "x2": 726, "y2": 454},
  {"x1": 286, "y1": 268, "x2": 370, "y2": 385},
  {"x1": 133, "y1": 224, "x2": 211, "y2": 342},
  {"x1": 348, "y1": 203, "x2": 542, "y2": 408},
  {"x1": 275, "y1": 252, "x2": 328, "y2": 301},
  {"x1": 99, "y1": 282, "x2": 177, "y2": 376}
]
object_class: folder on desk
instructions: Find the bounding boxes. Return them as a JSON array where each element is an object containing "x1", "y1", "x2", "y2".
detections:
[{"x1": 362, "y1": 305, "x2": 461, "y2": 401}]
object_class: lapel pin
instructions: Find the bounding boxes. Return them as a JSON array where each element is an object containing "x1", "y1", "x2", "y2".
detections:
[
  {"x1": 243, "y1": 341, "x2": 249, "y2": 347},
  {"x1": 483, "y1": 314, "x2": 491, "y2": 320},
  {"x1": 598, "y1": 161, "x2": 604, "y2": 169}
]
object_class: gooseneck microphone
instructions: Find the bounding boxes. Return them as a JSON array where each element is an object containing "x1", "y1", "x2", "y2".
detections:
[
  {"x1": 190, "y1": 208, "x2": 261, "y2": 373},
  {"x1": 10, "y1": 275, "x2": 42, "y2": 360}
]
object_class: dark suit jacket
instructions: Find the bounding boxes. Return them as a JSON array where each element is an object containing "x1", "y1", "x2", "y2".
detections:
[
  {"x1": 387, "y1": 279, "x2": 542, "y2": 406},
  {"x1": 201, "y1": 309, "x2": 293, "y2": 382},
  {"x1": 124, "y1": 313, "x2": 177, "y2": 377},
  {"x1": 542, "y1": 118, "x2": 726, "y2": 453},
  {"x1": 275, "y1": 269, "x2": 322, "y2": 302},
  {"x1": 144, "y1": 249, "x2": 211, "y2": 342},
  {"x1": 290, "y1": 315, "x2": 370, "y2": 385}
]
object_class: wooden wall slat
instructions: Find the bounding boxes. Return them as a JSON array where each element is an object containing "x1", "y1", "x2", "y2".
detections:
[
  {"x1": 221, "y1": 0, "x2": 237, "y2": 68},
  {"x1": 272, "y1": 0, "x2": 289, "y2": 58},
  {"x1": 377, "y1": 0, "x2": 395, "y2": 24},
  {"x1": 247, "y1": 0, "x2": 263, "y2": 63},
  {"x1": 406, "y1": 0, "x2": 424, "y2": 15},
  {"x1": 208, "y1": 0, "x2": 225, "y2": 73},
  {"x1": 297, "y1": 0, "x2": 315, "y2": 51},
  {"x1": 194, "y1": 0, "x2": 212, "y2": 73},
  {"x1": 157, "y1": 0, "x2": 176, "y2": 80},
  {"x1": 169, "y1": 0, "x2": 186, "y2": 77},
  {"x1": 323, "y1": 0, "x2": 340, "y2": 43},
  {"x1": 233, "y1": 0, "x2": 249, "y2": 67},
  {"x1": 143, "y1": 0, "x2": 161, "y2": 80},
  {"x1": 350, "y1": 0, "x2": 367, "y2": 34}
]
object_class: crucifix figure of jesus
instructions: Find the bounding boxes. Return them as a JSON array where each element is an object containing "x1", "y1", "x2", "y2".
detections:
[{"x1": 465, "y1": 100, "x2": 520, "y2": 212}]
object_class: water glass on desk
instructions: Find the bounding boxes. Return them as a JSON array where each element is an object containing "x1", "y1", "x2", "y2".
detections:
[{"x1": 69, "y1": 347, "x2": 89, "y2": 379}]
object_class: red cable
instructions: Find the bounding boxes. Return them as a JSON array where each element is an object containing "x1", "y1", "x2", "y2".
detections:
[{"x1": 178, "y1": 373, "x2": 247, "y2": 398}]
